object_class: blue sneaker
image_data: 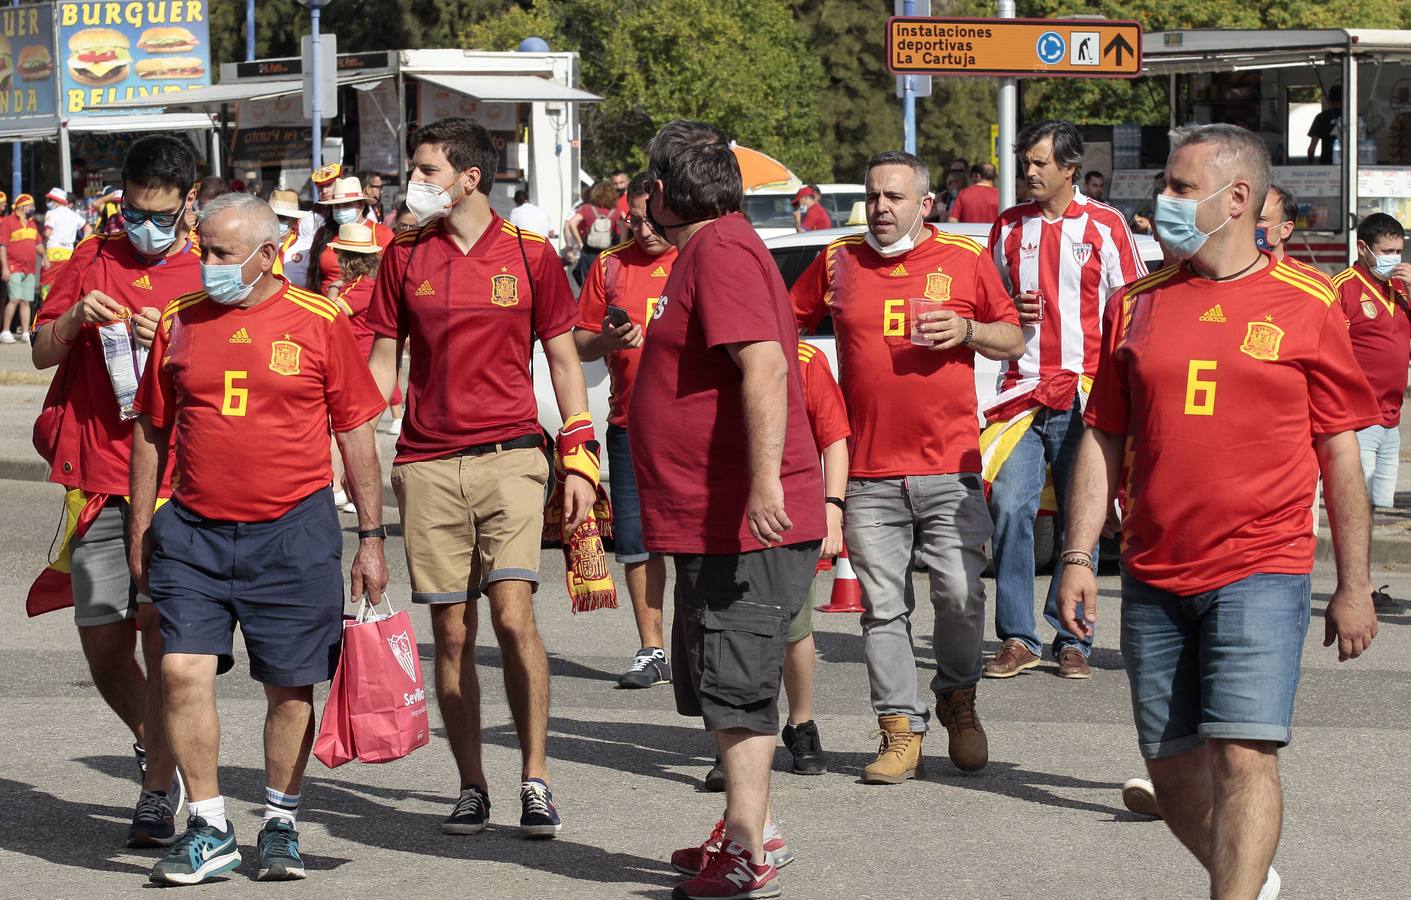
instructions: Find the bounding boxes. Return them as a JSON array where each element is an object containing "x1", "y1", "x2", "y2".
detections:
[
  {"x1": 148, "y1": 816, "x2": 240, "y2": 885},
  {"x1": 256, "y1": 818, "x2": 306, "y2": 881},
  {"x1": 127, "y1": 790, "x2": 177, "y2": 848},
  {"x1": 442, "y1": 785, "x2": 491, "y2": 835},
  {"x1": 519, "y1": 779, "x2": 561, "y2": 838}
]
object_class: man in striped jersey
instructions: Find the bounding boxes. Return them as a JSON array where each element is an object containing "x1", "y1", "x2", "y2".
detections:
[{"x1": 983, "y1": 120, "x2": 1146, "y2": 681}]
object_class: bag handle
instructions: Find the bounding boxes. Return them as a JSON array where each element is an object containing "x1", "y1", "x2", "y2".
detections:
[{"x1": 353, "y1": 592, "x2": 396, "y2": 623}]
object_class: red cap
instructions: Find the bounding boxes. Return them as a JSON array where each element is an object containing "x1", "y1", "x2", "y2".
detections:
[{"x1": 790, "y1": 186, "x2": 818, "y2": 207}]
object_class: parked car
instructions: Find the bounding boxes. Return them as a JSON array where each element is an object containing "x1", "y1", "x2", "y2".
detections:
[{"x1": 743, "y1": 184, "x2": 866, "y2": 240}]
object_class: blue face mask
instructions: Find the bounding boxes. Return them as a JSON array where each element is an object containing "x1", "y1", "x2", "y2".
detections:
[
  {"x1": 1371, "y1": 253, "x2": 1401, "y2": 280},
  {"x1": 201, "y1": 245, "x2": 263, "y2": 306},
  {"x1": 332, "y1": 205, "x2": 358, "y2": 225},
  {"x1": 125, "y1": 218, "x2": 180, "y2": 257},
  {"x1": 1254, "y1": 226, "x2": 1281, "y2": 252},
  {"x1": 1153, "y1": 182, "x2": 1233, "y2": 261}
]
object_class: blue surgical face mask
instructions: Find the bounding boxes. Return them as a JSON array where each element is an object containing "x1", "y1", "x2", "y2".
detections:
[
  {"x1": 1254, "y1": 225, "x2": 1281, "y2": 252},
  {"x1": 332, "y1": 205, "x2": 358, "y2": 225},
  {"x1": 125, "y1": 217, "x2": 180, "y2": 257},
  {"x1": 1371, "y1": 253, "x2": 1401, "y2": 280},
  {"x1": 1153, "y1": 182, "x2": 1233, "y2": 261},
  {"x1": 277, "y1": 221, "x2": 291, "y2": 239},
  {"x1": 201, "y1": 245, "x2": 264, "y2": 306}
]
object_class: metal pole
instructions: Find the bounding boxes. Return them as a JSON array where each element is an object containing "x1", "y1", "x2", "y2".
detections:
[
  {"x1": 10, "y1": 0, "x2": 19, "y2": 200},
  {"x1": 246, "y1": 0, "x2": 255, "y2": 61},
  {"x1": 902, "y1": 0, "x2": 916, "y2": 155},
  {"x1": 310, "y1": 5, "x2": 322, "y2": 172},
  {"x1": 997, "y1": 0, "x2": 1016, "y2": 211},
  {"x1": 58, "y1": 121, "x2": 72, "y2": 194},
  {"x1": 1343, "y1": 48, "x2": 1358, "y2": 263}
]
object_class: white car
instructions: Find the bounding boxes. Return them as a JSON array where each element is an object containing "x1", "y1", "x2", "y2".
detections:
[{"x1": 744, "y1": 184, "x2": 866, "y2": 240}]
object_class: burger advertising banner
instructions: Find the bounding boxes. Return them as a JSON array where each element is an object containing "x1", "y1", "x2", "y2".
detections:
[
  {"x1": 57, "y1": 0, "x2": 211, "y2": 114},
  {"x1": 0, "y1": 3, "x2": 58, "y2": 120}
]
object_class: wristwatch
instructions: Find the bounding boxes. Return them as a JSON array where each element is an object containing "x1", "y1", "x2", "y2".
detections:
[{"x1": 357, "y1": 526, "x2": 387, "y2": 540}]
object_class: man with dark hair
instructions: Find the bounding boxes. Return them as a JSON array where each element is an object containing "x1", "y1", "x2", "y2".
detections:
[
  {"x1": 575, "y1": 171, "x2": 676, "y2": 688},
  {"x1": 1083, "y1": 169, "x2": 1105, "y2": 201},
  {"x1": 610, "y1": 169, "x2": 631, "y2": 238},
  {"x1": 366, "y1": 116, "x2": 594, "y2": 839},
  {"x1": 1308, "y1": 84, "x2": 1343, "y2": 165},
  {"x1": 29, "y1": 133, "x2": 202, "y2": 848},
  {"x1": 948, "y1": 161, "x2": 999, "y2": 224},
  {"x1": 359, "y1": 170, "x2": 385, "y2": 221},
  {"x1": 948, "y1": 156, "x2": 970, "y2": 186},
  {"x1": 1254, "y1": 184, "x2": 1332, "y2": 288},
  {"x1": 1333, "y1": 212, "x2": 1411, "y2": 509},
  {"x1": 631, "y1": 119, "x2": 824, "y2": 900},
  {"x1": 793, "y1": 150, "x2": 1023, "y2": 787},
  {"x1": 983, "y1": 119, "x2": 1145, "y2": 682}
]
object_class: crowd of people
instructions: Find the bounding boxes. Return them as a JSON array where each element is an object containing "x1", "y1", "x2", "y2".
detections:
[{"x1": 18, "y1": 110, "x2": 1405, "y2": 900}]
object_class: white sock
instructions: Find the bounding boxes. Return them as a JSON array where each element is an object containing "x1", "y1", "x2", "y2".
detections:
[
  {"x1": 188, "y1": 795, "x2": 227, "y2": 832},
  {"x1": 264, "y1": 787, "x2": 301, "y2": 827}
]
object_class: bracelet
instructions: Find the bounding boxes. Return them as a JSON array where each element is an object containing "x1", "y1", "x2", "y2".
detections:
[
  {"x1": 1059, "y1": 551, "x2": 1096, "y2": 572},
  {"x1": 51, "y1": 325, "x2": 75, "y2": 345},
  {"x1": 961, "y1": 318, "x2": 974, "y2": 345},
  {"x1": 357, "y1": 526, "x2": 386, "y2": 540},
  {"x1": 825, "y1": 496, "x2": 845, "y2": 511}
]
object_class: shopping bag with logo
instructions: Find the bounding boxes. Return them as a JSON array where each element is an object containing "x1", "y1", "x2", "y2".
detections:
[
  {"x1": 342, "y1": 596, "x2": 430, "y2": 764},
  {"x1": 313, "y1": 638, "x2": 355, "y2": 769}
]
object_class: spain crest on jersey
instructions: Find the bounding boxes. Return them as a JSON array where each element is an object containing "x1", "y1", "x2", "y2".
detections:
[
  {"x1": 1239, "y1": 321, "x2": 1284, "y2": 362},
  {"x1": 925, "y1": 271, "x2": 952, "y2": 302},
  {"x1": 1072, "y1": 242, "x2": 1093, "y2": 265},
  {"x1": 491, "y1": 273, "x2": 519, "y2": 307},
  {"x1": 1361, "y1": 298, "x2": 1380, "y2": 319},
  {"x1": 269, "y1": 338, "x2": 302, "y2": 376}
]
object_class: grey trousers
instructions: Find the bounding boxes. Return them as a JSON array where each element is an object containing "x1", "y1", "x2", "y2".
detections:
[{"x1": 844, "y1": 474, "x2": 993, "y2": 732}]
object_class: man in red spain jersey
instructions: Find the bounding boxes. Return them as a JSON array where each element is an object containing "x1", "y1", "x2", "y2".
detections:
[
  {"x1": 1333, "y1": 213, "x2": 1411, "y2": 510},
  {"x1": 129, "y1": 193, "x2": 387, "y2": 886},
  {"x1": 366, "y1": 117, "x2": 594, "y2": 839},
  {"x1": 575, "y1": 172, "x2": 678, "y2": 689},
  {"x1": 31, "y1": 135, "x2": 202, "y2": 849},
  {"x1": 793, "y1": 150, "x2": 1023, "y2": 786},
  {"x1": 1059, "y1": 124, "x2": 1380, "y2": 900},
  {"x1": 985, "y1": 120, "x2": 1146, "y2": 682},
  {"x1": 0, "y1": 192, "x2": 40, "y2": 342}
]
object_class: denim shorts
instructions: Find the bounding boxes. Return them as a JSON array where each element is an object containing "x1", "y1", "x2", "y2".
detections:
[
  {"x1": 1120, "y1": 571, "x2": 1311, "y2": 760},
  {"x1": 606, "y1": 424, "x2": 648, "y2": 564}
]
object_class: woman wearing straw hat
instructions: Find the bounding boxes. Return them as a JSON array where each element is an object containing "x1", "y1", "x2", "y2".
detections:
[{"x1": 310, "y1": 176, "x2": 391, "y2": 296}]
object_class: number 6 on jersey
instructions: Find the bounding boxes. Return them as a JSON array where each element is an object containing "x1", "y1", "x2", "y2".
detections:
[
  {"x1": 222, "y1": 370, "x2": 249, "y2": 417},
  {"x1": 1184, "y1": 360, "x2": 1216, "y2": 416}
]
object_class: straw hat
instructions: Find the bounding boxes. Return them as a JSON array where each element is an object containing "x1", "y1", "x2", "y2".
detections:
[
  {"x1": 328, "y1": 222, "x2": 379, "y2": 254},
  {"x1": 323, "y1": 177, "x2": 365, "y2": 205},
  {"x1": 268, "y1": 189, "x2": 309, "y2": 220}
]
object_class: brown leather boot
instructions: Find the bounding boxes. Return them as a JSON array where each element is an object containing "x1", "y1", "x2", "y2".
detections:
[
  {"x1": 937, "y1": 685, "x2": 988, "y2": 771},
  {"x1": 861, "y1": 714, "x2": 923, "y2": 784}
]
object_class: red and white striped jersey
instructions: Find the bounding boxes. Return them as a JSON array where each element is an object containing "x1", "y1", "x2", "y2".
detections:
[{"x1": 986, "y1": 191, "x2": 1146, "y2": 418}]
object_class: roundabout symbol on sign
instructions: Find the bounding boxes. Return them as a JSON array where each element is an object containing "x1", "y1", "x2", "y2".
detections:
[{"x1": 1036, "y1": 31, "x2": 1065, "y2": 65}]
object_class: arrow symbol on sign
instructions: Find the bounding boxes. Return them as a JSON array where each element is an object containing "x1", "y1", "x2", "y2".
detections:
[{"x1": 1104, "y1": 33, "x2": 1134, "y2": 66}]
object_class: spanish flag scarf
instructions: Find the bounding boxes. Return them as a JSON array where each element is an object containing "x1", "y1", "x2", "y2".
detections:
[{"x1": 542, "y1": 413, "x2": 617, "y2": 613}]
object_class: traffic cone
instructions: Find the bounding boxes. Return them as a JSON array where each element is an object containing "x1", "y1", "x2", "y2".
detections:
[{"x1": 815, "y1": 543, "x2": 864, "y2": 613}]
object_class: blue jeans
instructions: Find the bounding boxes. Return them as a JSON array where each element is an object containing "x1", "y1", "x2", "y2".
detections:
[
  {"x1": 606, "y1": 424, "x2": 649, "y2": 563},
  {"x1": 988, "y1": 402, "x2": 1094, "y2": 657},
  {"x1": 1356, "y1": 423, "x2": 1401, "y2": 508},
  {"x1": 1121, "y1": 572, "x2": 1311, "y2": 760}
]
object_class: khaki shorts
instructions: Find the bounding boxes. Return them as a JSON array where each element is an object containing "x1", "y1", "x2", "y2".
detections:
[{"x1": 391, "y1": 447, "x2": 548, "y2": 604}]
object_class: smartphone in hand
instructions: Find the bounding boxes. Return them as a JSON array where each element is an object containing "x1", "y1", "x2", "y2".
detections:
[{"x1": 606, "y1": 305, "x2": 632, "y2": 329}]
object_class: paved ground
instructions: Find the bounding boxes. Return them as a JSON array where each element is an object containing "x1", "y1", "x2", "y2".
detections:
[{"x1": 0, "y1": 344, "x2": 1408, "y2": 898}]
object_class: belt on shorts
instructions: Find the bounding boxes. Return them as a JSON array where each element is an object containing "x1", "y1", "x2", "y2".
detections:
[{"x1": 455, "y1": 432, "x2": 542, "y2": 457}]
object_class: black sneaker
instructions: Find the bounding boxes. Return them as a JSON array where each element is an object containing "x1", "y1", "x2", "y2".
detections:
[
  {"x1": 442, "y1": 785, "x2": 491, "y2": 835},
  {"x1": 128, "y1": 789, "x2": 177, "y2": 848},
  {"x1": 519, "y1": 778, "x2": 562, "y2": 838},
  {"x1": 133, "y1": 742, "x2": 187, "y2": 817},
  {"x1": 782, "y1": 720, "x2": 828, "y2": 775},
  {"x1": 256, "y1": 818, "x2": 306, "y2": 881},
  {"x1": 617, "y1": 647, "x2": 671, "y2": 688},
  {"x1": 702, "y1": 757, "x2": 726, "y2": 792}
]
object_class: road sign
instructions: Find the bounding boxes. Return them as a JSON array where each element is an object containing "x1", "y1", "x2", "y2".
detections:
[
  {"x1": 302, "y1": 32, "x2": 338, "y2": 120},
  {"x1": 887, "y1": 16, "x2": 1142, "y2": 79}
]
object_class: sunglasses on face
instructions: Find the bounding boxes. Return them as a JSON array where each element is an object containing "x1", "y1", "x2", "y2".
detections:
[{"x1": 121, "y1": 202, "x2": 185, "y2": 229}]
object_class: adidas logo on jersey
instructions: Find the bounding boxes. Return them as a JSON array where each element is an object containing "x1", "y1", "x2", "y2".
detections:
[
  {"x1": 889, "y1": 263, "x2": 909, "y2": 277},
  {"x1": 131, "y1": 274, "x2": 152, "y2": 290},
  {"x1": 229, "y1": 328, "x2": 252, "y2": 344},
  {"x1": 650, "y1": 265, "x2": 668, "y2": 277},
  {"x1": 414, "y1": 279, "x2": 435, "y2": 296},
  {"x1": 1199, "y1": 304, "x2": 1227, "y2": 323}
]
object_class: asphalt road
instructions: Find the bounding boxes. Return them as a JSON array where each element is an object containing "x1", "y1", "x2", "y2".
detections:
[{"x1": 0, "y1": 477, "x2": 1407, "y2": 899}]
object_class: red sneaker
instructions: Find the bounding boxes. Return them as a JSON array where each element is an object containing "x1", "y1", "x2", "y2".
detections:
[
  {"x1": 670, "y1": 819, "x2": 795, "y2": 875},
  {"x1": 671, "y1": 841, "x2": 780, "y2": 900}
]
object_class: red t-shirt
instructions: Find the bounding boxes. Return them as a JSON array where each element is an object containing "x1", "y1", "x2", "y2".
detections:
[
  {"x1": 1333, "y1": 263, "x2": 1411, "y2": 427},
  {"x1": 1085, "y1": 258, "x2": 1382, "y2": 595},
  {"x1": 336, "y1": 272, "x2": 376, "y2": 356},
  {"x1": 950, "y1": 184, "x2": 999, "y2": 224},
  {"x1": 629, "y1": 213, "x2": 826, "y2": 554},
  {"x1": 318, "y1": 217, "x2": 393, "y2": 295},
  {"x1": 792, "y1": 226, "x2": 1019, "y2": 476},
  {"x1": 798, "y1": 341, "x2": 850, "y2": 451},
  {"x1": 136, "y1": 279, "x2": 386, "y2": 522},
  {"x1": 800, "y1": 203, "x2": 833, "y2": 232},
  {"x1": 576, "y1": 240, "x2": 676, "y2": 427},
  {"x1": 3, "y1": 214, "x2": 40, "y2": 274},
  {"x1": 35, "y1": 234, "x2": 203, "y2": 494},
  {"x1": 366, "y1": 215, "x2": 578, "y2": 462},
  {"x1": 576, "y1": 205, "x2": 610, "y2": 243}
]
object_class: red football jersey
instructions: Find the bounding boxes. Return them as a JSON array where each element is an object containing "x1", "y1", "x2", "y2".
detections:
[
  {"x1": 792, "y1": 226, "x2": 1019, "y2": 476},
  {"x1": 629, "y1": 213, "x2": 826, "y2": 554},
  {"x1": 35, "y1": 234, "x2": 202, "y2": 494},
  {"x1": 318, "y1": 217, "x2": 392, "y2": 294},
  {"x1": 576, "y1": 239, "x2": 677, "y2": 427},
  {"x1": 950, "y1": 184, "x2": 999, "y2": 225},
  {"x1": 2, "y1": 213, "x2": 40, "y2": 274},
  {"x1": 336, "y1": 272, "x2": 376, "y2": 357},
  {"x1": 799, "y1": 203, "x2": 833, "y2": 232},
  {"x1": 798, "y1": 340, "x2": 850, "y2": 451},
  {"x1": 136, "y1": 279, "x2": 386, "y2": 522},
  {"x1": 1333, "y1": 263, "x2": 1411, "y2": 427},
  {"x1": 365, "y1": 215, "x2": 578, "y2": 462},
  {"x1": 1085, "y1": 258, "x2": 1381, "y2": 595}
]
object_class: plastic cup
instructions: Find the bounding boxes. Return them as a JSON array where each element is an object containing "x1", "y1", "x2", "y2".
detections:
[{"x1": 909, "y1": 298, "x2": 946, "y2": 345}]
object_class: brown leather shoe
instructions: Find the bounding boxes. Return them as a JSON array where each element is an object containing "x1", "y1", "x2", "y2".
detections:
[
  {"x1": 936, "y1": 686, "x2": 988, "y2": 771},
  {"x1": 983, "y1": 639, "x2": 1040, "y2": 678},
  {"x1": 861, "y1": 714, "x2": 924, "y2": 784},
  {"x1": 1057, "y1": 647, "x2": 1093, "y2": 679}
]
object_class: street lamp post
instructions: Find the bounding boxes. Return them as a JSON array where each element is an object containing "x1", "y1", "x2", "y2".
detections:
[
  {"x1": 246, "y1": 0, "x2": 255, "y2": 61},
  {"x1": 298, "y1": 0, "x2": 334, "y2": 173}
]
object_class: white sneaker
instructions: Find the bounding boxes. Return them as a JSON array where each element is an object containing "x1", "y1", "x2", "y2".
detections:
[
  {"x1": 1121, "y1": 777, "x2": 1160, "y2": 818},
  {"x1": 18, "y1": 331, "x2": 30, "y2": 344},
  {"x1": 341, "y1": 501, "x2": 356, "y2": 513},
  {"x1": 0, "y1": 330, "x2": 14, "y2": 344},
  {"x1": 388, "y1": 417, "x2": 403, "y2": 436},
  {"x1": 1257, "y1": 867, "x2": 1280, "y2": 900},
  {"x1": 332, "y1": 489, "x2": 349, "y2": 507}
]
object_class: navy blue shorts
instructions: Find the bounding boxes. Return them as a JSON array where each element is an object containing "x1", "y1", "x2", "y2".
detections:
[
  {"x1": 148, "y1": 488, "x2": 345, "y2": 687},
  {"x1": 606, "y1": 424, "x2": 649, "y2": 564}
]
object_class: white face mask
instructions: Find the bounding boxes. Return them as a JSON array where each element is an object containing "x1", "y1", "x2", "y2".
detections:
[
  {"x1": 865, "y1": 205, "x2": 925, "y2": 258},
  {"x1": 405, "y1": 180, "x2": 458, "y2": 226}
]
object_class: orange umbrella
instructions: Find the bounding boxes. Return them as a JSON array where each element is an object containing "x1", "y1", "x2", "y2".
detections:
[{"x1": 731, "y1": 143, "x2": 801, "y2": 192}]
